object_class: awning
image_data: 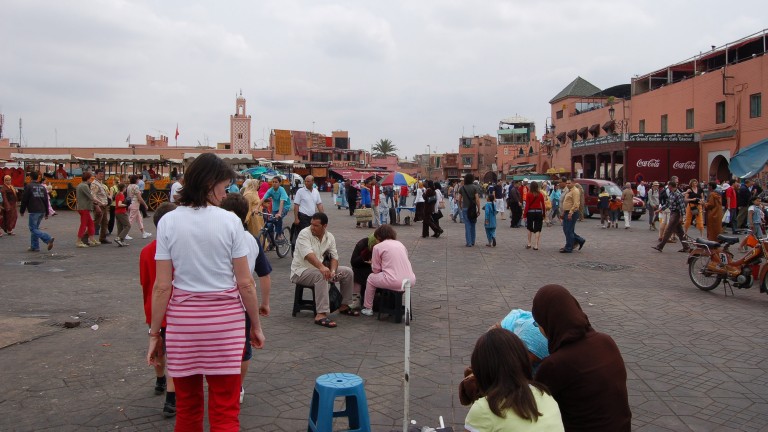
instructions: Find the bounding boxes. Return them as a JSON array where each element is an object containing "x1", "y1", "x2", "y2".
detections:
[
  {"x1": 10, "y1": 153, "x2": 74, "y2": 163},
  {"x1": 183, "y1": 153, "x2": 254, "y2": 164},
  {"x1": 508, "y1": 163, "x2": 536, "y2": 173},
  {"x1": 556, "y1": 132, "x2": 567, "y2": 143},
  {"x1": 93, "y1": 154, "x2": 163, "y2": 163},
  {"x1": 577, "y1": 127, "x2": 589, "y2": 139},
  {"x1": 602, "y1": 120, "x2": 616, "y2": 133},
  {"x1": 588, "y1": 124, "x2": 601, "y2": 136},
  {"x1": 729, "y1": 138, "x2": 768, "y2": 178},
  {"x1": 567, "y1": 129, "x2": 578, "y2": 141}
]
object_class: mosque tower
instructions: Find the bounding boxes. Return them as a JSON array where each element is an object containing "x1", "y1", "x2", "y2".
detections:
[{"x1": 230, "y1": 91, "x2": 251, "y2": 154}]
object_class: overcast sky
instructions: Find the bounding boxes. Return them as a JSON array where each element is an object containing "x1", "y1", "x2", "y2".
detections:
[{"x1": 1, "y1": 1, "x2": 765, "y2": 158}]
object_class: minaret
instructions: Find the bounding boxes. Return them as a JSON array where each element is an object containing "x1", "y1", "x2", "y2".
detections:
[{"x1": 230, "y1": 90, "x2": 252, "y2": 154}]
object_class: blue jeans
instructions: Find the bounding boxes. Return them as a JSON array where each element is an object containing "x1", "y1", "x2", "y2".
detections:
[
  {"x1": 461, "y1": 208, "x2": 476, "y2": 246},
  {"x1": 562, "y1": 211, "x2": 584, "y2": 251},
  {"x1": 271, "y1": 207, "x2": 290, "y2": 238},
  {"x1": 28, "y1": 213, "x2": 52, "y2": 250}
]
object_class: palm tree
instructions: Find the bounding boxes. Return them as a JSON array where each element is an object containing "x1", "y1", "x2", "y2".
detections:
[{"x1": 372, "y1": 138, "x2": 398, "y2": 158}]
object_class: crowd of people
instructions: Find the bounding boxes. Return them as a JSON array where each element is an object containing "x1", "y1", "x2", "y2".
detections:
[{"x1": 11, "y1": 155, "x2": 768, "y2": 429}]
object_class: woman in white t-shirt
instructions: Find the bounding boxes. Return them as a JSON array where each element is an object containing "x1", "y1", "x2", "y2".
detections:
[
  {"x1": 413, "y1": 182, "x2": 425, "y2": 222},
  {"x1": 147, "y1": 153, "x2": 265, "y2": 430},
  {"x1": 465, "y1": 328, "x2": 564, "y2": 432}
]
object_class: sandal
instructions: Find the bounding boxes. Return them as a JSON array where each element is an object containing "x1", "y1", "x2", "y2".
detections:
[
  {"x1": 533, "y1": 246, "x2": 539, "y2": 250},
  {"x1": 339, "y1": 307, "x2": 360, "y2": 317},
  {"x1": 525, "y1": 245, "x2": 531, "y2": 249},
  {"x1": 314, "y1": 317, "x2": 337, "y2": 328}
]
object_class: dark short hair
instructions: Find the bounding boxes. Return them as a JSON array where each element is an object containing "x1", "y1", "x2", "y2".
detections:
[
  {"x1": 153, "y1": 202, "x2": 177, "y2": 228},
  {"x1": 177, "y1": 153, "x2": 235, "y2": 207},
  {"x1": 709, "y1": 181, "x2": 718, "y2": 190},
  {"x1": 668, "y1": 181, "x2": 678, "y2": 188},
  {"x1": 311, "y1": 212, "x2": 328, "y2": 225},
  {"x1": 118, "y1": 183, "x2": 127, "y2": 192},
  {"x1": 30, "y1": 171, "x2": 39, "y2": 181},
  {"x1": 95, "y1": 168, "x2": 104, "y2": 175},
  {"x1": 464, "y1": 173, "x2": 474, "y2": 184},
  {"x1": 220, "y1": 193, "x2": 249, "y2": 226},
  {"x1": 129, "y1": 174, "x2": 138, "y2": 184},
  {"x1": 374, "y1": 224, "x2": 397, "y2": 241},
  {"x1": 82, "y1": 172, "x2": 92, "y2": 181}
]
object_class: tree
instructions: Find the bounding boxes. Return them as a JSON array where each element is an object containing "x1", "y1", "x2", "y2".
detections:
[{"x1": 372, "y1": 138, "x2": 399, "y2": 158}]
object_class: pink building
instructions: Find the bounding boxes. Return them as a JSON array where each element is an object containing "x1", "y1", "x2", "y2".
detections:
[
  {"x1": 458, "y1": 134, "x2": 498, "y2": 182},
  {"x1": 552, "y1": 29, "x2": 768, "y2": 184}
]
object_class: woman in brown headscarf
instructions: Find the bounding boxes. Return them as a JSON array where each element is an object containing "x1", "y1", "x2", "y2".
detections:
[
  {"x1": 704, "y1": 181, "x2": 723, "y2": 241},
  {"x1": 1, "y1": 175, "x2": 18, "y2": 235},
  {"x1": 531, "y1": 284, "x2": 631, "y2": 432},
  {"x1": 242, "y1": 179, "x2": 265, "y2": 239}
]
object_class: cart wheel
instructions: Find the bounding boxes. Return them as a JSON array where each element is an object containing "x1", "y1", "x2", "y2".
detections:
[
  {"x1": 66, "y1": 190, "x2": 77, "y2": 210},
  {"x1": 148, "y1": 191, "x2": 168, "y2": 211}
]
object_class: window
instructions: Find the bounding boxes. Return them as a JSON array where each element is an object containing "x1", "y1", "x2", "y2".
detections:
[
  {"x1": 686, "y1": 108, "x2": 694, "y2": 129},
  {"x1": 503, "y1": 147, "x2": 509, "y2": 155},
  {"x1": 556, "y1": 110, "x2": 564, "y2": 119},
  {"x1": 461, "y1": 138, "x2": 473, "y2": 148},
  {"x1": 660, "y1": 115, "x2": 668, "y2": 133},
  {"x1": 750, "y1": 93, "x2": 762, "y2": 118},
  {"x1": 237, "y1": 133, "x2": 243, "y2": 139},
  {"x1": 638, "y1": 119, "x2": 645, "y2": 133},
  {"x1": 716, "y1": 101, "x2": 726, "y2": 124},
  {"x1": 461, "y1": 156, "x2": 473, "y2": 166}
]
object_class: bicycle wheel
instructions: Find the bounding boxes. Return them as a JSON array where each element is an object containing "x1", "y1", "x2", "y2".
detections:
[
  {"x1": 688, "y1": 256, "x2": 721, "y2": 291},
  {"x1": 275, "y1": 227, "x2": 291, "y2": 258}
]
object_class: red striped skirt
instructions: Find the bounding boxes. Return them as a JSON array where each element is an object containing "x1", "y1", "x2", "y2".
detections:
[{"x1": 165, "y1": 287, "x2": 245, "y2": 378}]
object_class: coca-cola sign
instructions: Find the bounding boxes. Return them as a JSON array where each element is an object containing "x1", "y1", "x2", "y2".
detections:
[
  {"x1": 636, "y1": 159, "x2": 661, "y2": 168},
  {"x1": 672, "y1": 160, "x2": 696, "y2": 170}
]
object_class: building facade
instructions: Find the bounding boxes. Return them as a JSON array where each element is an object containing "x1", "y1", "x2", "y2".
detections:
[
  {"x1": 552, "y1": 29, "x2": 767, "y2": 184},
  {"x1": 458, "y1": 134, "x2": 498, "y2": 182}
]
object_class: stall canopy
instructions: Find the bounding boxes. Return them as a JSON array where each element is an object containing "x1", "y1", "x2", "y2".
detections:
[
  {"x1": 183, "y1": 153, "x2": 254, "y2": 164},
  {"x1": 93, "y1": 154, "x2": 163, "y2": 163},
  {"x1": 10, "y1": 153, "x2": 74, "y2": 163},
  {"x1": 729, "y1": 138, "x2": 768, "y2": 178}
]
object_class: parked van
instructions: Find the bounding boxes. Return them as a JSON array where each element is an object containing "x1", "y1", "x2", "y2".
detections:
[{"x1": 574, "y1": 178, "x2": 646, "y2": 220}]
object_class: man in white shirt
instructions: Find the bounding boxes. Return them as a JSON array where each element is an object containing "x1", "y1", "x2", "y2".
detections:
[
  {"x1": 169, "y1": 175, "x2": 183, "y2": 203},
  {"x1": 293, "y1": 175, "x2": 324, "y2": 232},
  {"x1": 290, "y1": 212, "x2": 356, "y2": 328}
]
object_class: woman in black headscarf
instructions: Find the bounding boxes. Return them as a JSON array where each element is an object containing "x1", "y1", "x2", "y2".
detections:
[
  {"x1": 421, "y1": 180, "x2": 443, "y2": 239},
  {"x1": 531, "y1": 284, "x2": 631, "y2": 432}
]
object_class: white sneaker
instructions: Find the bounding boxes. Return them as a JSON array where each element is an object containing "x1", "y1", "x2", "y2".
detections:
[
  {"x1": 124, "y1": 235, "x2": 133, "y2": 240},
  {"x1": 142, "y1": 232, "x2": 152, "y2": 239},
  {"x1": 361, "y1": 308, "x2": 373, "y2": 316},
  {"x1": 240, "y1": 386, "x2": 245, "y2": 404}
]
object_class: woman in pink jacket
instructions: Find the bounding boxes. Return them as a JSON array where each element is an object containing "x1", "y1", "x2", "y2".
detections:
[{"x1": 361, "y1": 224, "x2": 416, "y2": 316}]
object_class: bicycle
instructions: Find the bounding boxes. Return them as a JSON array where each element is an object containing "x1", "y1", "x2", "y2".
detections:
[{"x1": 258, "y1": 212, "x2": 291, "y2": 258}]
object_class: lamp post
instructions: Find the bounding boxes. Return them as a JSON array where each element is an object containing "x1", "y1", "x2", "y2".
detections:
[{"x1": 426, "y1": 144, "x2": 431, "y2": 179}]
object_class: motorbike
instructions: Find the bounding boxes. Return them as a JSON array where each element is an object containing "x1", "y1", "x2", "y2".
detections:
[{"x1": 685, "y1": 230, "x2": 768, "y2": 295}]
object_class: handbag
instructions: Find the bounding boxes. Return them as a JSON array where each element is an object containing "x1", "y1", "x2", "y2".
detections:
[
  {"x1": 434, "y1": 209, "x2": 444, "y2": 220},
  {"x1": 722, "y1": 211, "x2": 731, "y2": 224},
  {"x1": 690, "y1": 205, "x2": 699, "y2": 217},
  {"x1": 328, "y1": 282, "x2": 342, "y2": 313},
  {"x1": 462, "y1": 186, "x2": 478, "y2": 222},
  {"x1": 438, "y1": 200, "x2": 446, "y2": 209},
  {"x1": 354, "y1": 207, "x2": 373, "y2": 223}
]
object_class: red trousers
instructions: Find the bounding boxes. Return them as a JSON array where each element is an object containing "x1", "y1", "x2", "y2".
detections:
[
  {"x1": 77, "y1": 210, "x2": 95, "y2": 238},
  {"x1": 173, "y1": 374, "x2": 240, "y2": 432}
]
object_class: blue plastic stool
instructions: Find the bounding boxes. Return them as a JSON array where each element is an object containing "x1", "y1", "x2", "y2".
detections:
[{"x1": 308, "y1": 373, "x2": 371, "y2": 432}]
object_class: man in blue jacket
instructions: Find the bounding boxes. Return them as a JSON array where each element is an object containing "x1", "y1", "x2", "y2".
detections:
[{"x1": 19, "y1": 172, "x2": 54, "y2": 252}]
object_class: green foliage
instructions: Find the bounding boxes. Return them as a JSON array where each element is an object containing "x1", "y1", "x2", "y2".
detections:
[{"x1": 372, "y1": 139, "x2": 398, "y2": 158}]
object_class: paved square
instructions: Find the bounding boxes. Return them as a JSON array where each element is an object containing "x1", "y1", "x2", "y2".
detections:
[{"x1": 1, "y1": 201, "x2": 768, "y2": 431}]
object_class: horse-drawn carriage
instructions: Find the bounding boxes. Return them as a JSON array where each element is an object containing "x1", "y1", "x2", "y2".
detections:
[{"x1": 7, "y1": 153, "x2": 183, "y2": 211}]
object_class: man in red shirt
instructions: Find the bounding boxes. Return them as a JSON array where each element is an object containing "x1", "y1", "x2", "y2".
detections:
[
  {"x1": 724, "y1": 181, "x2": 738, "y2": 234},
  {"x1": 370, "y1": 179, "x2": 381, "y2": 226},
  {"x1": 399, "y1": 185, "x2": 408, "y2": 207}
]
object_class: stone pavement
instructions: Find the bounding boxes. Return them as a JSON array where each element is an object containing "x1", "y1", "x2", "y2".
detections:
[{"x1": 1, "y1": 201, "x2": 768, "y2": 431}]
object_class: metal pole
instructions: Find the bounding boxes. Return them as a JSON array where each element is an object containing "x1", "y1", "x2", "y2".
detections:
[{"x1": 403, "y1": 278, "x2": 411, "y2": 432}]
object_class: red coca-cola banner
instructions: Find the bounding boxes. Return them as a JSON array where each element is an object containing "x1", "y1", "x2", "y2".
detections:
[
  {"x1": 626, "y1": 147, "x2": 667, "y2": 183},
  {"x1": 669, "y1": 147, "x2": 700, "y2": 183}
]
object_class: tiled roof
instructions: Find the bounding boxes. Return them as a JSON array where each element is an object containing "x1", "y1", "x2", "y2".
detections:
[{"x1": 549, "y1": 76, "x2": 602, "y2": 104}]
